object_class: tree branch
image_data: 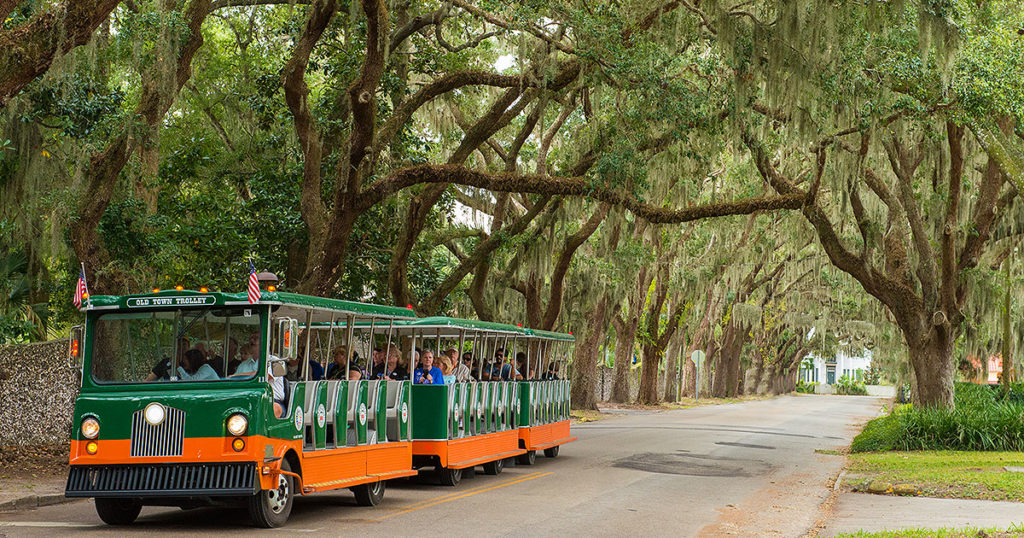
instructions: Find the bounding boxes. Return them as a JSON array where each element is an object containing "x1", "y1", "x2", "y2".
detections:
[{"x1": 360, "y1": 164, "x2": 804, "y2": 223}]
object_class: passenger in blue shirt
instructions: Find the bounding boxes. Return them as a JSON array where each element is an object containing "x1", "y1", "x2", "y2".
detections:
[{"x1": 413, "y1": 350, "x2": 444, "y2": 385}]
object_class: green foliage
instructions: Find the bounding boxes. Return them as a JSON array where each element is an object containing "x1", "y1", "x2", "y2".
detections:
[
  {"x1": 835, "y1": 375, "x2": 869, "y2": 395},
  {"x1": 851, "y1": 383, "x2": 1024, "y2": 452},
  {"x1": 795, "y1": 379, "x2": 817, "y2": 394}
]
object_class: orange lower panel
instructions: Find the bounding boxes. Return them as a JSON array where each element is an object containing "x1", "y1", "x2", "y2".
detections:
[
  {"x1": 69, "y1": 437, "x2": 418, "y2": 494},
  {"x1": 300, "y1": 442, "x2": 414, "y2": 492},
  {"x1": 413, "y1": 430, "x2": 525, "y2": 469},
  {"x1": 519, "y1": 421, "x2": 576, "y2": 451},
  {"x1": 68, "y1": 436, "x2": 285, "y2": 466}
]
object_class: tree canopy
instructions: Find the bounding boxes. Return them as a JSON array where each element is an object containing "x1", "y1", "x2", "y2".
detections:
[{"x1": 3, "y1": 0, "x2": 1024, "y2": 408}]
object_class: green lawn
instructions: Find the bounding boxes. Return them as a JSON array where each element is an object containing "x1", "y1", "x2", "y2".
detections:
[
  {"x1": 846, "y1": 451, "x2": 1024, "y2": 502},
  {"x1": 834, "y1": 526, "x2": 1024, "y2": 538}
]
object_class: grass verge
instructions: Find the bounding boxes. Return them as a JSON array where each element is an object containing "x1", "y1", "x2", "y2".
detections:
[
  {"x1": 833, "y1": 525, "x2": 1024, "y2": 537},
  {"x1": 845, "y1": 451, "x2": 1024, "y2": 502},
  {"x1": 569, "y1": 409, "x2": 605, "y2": 423}
]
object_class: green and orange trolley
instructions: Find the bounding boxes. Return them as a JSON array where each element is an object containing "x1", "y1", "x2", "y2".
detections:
[{"x1": 64, "y1": 289, "x2": 574, "y2": 527}]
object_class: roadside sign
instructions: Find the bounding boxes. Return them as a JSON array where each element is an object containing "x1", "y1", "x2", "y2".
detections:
[{"x1": 691, "y1": 350, "x2": 704, "y2": 365}]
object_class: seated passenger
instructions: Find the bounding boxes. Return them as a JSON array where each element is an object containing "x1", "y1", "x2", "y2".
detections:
[
  {"x1": 325, "y1": 346, "x2": 349, "y2": 380},
  {"x1": 489, "y1": 350, "x2": 522, "y2": 381},
  {"x1": 380, "y1": 350, "x2": 409, "y2": 380},
  {"x1": 236, "y1": 348, "x2": 285, "y2": 418},
  {"x1": 516, "y1": 352, "x2": 533, "y2": 380},
  {"x1": 413, "y1": 350, "x2": 444, "y2": 385},
  {"x1": 457, "y1": 352, "x2": 475, "y2": 382},
  {"x1": 233, "y1": 342, "x2": 258, "y2": 377},
  {"x1": 206, "y1": 337, "x2": 239, "y2": 377},
  {"x1": 348, "y1": 364, "x2": 363, "y2": 380},
  {"x1": 439, "y1": 355, "x2": 456, "y2": 385},
  {"x1": 145, "y1": 337, "x2": 189, "y2": 381},
  {"x1": 286, "y1": 346, "x2": 324, "y2": 382},
  {"x1": 177, "y1": 349, "x2": 219, "y2": 381}
]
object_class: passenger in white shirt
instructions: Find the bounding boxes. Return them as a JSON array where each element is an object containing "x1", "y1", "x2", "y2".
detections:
[{"x1": 232, "y1": 343, "x2": 285, "y2": 418}]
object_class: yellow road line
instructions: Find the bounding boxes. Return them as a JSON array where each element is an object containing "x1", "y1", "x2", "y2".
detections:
[
  {"x1": 374, "y1": 472, "x2": 553, "y2": 522},
  {"x1": 384, "y1": 471, "x2": 547, "y2": 512}
]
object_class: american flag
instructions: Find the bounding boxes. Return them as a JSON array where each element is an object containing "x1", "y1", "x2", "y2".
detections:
[
  {"x1": 247, "y1": 260, "x2": 261, "y2": 304},
  {"x1": 73, "y1": 265, "x2": 89, "y2": 308}
]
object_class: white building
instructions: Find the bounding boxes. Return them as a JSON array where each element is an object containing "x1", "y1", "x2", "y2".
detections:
[{"x1": 800, "y1": 350, "x2": 872, "y2": 385}]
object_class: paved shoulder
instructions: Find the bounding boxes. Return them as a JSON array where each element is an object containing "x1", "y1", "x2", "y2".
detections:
[{"x1": 821, "y1": 493, "x2": 1024, "y2": 536}]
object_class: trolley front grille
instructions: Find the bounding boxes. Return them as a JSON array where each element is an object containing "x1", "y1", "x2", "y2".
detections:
[
  {"x1": 130, "y1": 406, "x2": 185, "y2": 457},
  {"x1": 65, "y1": 462, "x2": 257, "y2": 497}
]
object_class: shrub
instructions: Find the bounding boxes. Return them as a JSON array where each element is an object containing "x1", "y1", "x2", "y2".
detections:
[
  {"x1": 835, "y1": 375, "x2": 869, "y2": 395},
  {"x1": 850, "y1": 413, "x2": 900, "y2": 452},
  {"x1": 796, "y1": 379, "x2": 817, "y2": 394},
  {"x1": 850, "y1": 383, "x2": 1024, "y2": 452}
]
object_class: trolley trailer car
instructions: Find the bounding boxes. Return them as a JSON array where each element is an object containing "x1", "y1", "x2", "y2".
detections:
[{"x1": 65, "y1": 291, "x2": 575, "y2": 527}]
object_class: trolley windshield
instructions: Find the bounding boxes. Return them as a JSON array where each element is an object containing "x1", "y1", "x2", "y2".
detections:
[{"x1": 89, "y1": 306, "x2": 263, "y2": 384}]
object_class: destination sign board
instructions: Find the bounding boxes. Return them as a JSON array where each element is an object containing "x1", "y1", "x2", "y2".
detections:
[{"x1": 126, "y1": 296, "x2": 217, "y2": 308}]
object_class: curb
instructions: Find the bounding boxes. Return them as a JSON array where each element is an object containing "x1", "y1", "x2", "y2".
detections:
[{"x1": 0, "y1": 493, "x2": 77, "y2": 512}]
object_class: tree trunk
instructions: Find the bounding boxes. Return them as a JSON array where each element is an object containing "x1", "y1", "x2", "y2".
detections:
[
  {"x1": 712, "y1": 322, "x2": 745, "y2": 398},
  {"x1": 701, "y1": 340, "x2": 717, "y2": 398},
  {"x1": 907, "y1": 327, "x2": 956, "y2": 409},
  {"x1": 662, "y1": 334, "x2": 682, "y2": 402},
  {"x1": 610, "y1": 316, "x2": 637, "y2": 403},
  {"x1": 637, "y1": 347, "x2": 661, "y2": 404},
  {"x1": 571, "y1": 293, "x2": 609, "y2": 410}
]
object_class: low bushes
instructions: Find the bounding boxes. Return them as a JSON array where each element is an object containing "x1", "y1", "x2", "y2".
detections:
[
  {"x1": 835, "y1": 375, "x2": 869, "y2": 395},
  {"x1": 850, "y1": 383, "x2": 1024, "y2": 453},
  {"x1": 796, "y1": 379, "x2": 817, "y2": 394}
]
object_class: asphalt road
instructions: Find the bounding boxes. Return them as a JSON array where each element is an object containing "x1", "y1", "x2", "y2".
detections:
[{"x1": 0, "y1": 394, "x2": 884, "y2": 537}]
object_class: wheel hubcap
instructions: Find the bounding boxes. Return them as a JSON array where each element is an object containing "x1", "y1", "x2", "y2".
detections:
[{"x1": 266, "y1": 475, "x2": 289, "y2": 514}]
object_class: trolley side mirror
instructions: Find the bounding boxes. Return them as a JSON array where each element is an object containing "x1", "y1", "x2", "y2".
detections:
[
  {"x1": 68, "y1": 325, "x2": 83, "y2": 369},
  {"x1": 276, "y1": 318, "x2": 299, "y2": 360}
]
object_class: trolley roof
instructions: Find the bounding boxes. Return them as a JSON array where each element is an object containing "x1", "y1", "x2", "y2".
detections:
[
  {"x1": 83, "y1": 290, "x2": 417, "y2": 321},
  {"x1": 334, "y1": 317, "x2": 576, "y2": 342},
  {"x1": 525, "y1": 328, "x2": 575, "y2": 342}
]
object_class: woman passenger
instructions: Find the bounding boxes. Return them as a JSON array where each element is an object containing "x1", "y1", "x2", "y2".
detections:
[
  {"x1": 439, "y1": 355, "x2": 456, "y2": 384},
  {"x1": 177, "y1": 349, "x2": 219, "y2": 381},
  {"x1": 325, "y1": 346, "x2": 349, "y2": 380}
]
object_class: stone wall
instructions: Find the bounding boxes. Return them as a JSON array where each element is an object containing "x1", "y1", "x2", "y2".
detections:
[{"x1": 0, "y1": 340, "x2": 79, "y2": 446}]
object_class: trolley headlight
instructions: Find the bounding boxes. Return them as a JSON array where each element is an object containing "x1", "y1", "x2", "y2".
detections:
[
  {"x1": 144, "y1": 402, "x2": 166, "y2": 426},
  {"x1": 81, "y1": 417, "x2": 100, "y2": 439},
  {"x1": 226, "y1": 414, "x2": 248, "y2": 436}
]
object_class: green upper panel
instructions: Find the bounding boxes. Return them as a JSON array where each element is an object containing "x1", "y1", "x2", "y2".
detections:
[
  {"x1": 405, "y1": 316, "x2": 527, "y2": 334},
  {"x1": 525, "y1": 328, "x2": 575, "y2": 342},
  {"x1": 83, "y1": 290, "x2": 416, "y2": 319}
]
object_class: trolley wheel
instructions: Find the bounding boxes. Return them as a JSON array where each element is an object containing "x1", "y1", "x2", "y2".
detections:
[
  {"x1": 94, "y1": 498, "x2": 142, "y2": 526},
  {"x1": 352, "y1": 479, "x2": 386, "y2": 506},
  {"x1": 516, "y1": 450, "x2": 537, "y2": 466},
  {"x1": 543, "y1": 445, "x2": 560, "y2": 458},
  {"x1": 248, "y1": 458, "x2": 294, "y2": 528},
  {"x1": 482, "y1": 458, "x2": 504, "y2": 475},
  {"x1": 437, "y1": 466, "x2": 462, "y2": 487}
]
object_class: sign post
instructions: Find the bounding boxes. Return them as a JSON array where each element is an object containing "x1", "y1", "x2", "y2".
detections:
[{"x1": 691, "y1": 350, "x2": 705, "y2": 403}]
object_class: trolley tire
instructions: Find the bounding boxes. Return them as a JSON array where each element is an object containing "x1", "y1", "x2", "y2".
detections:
[
  {"x1": 352, "y1": 479, "x2": 386, "y2": 506},
  {"x1": 516, "y1": 450, "x2": 537, "y2": 466},
  {"x1": 437, "y1": 466, "x2": 462, "y2": 487},
  {"x1": 248, "y1": 458, "x2": 294, "y2": 528},
  {"x1": 543, "y1": 445, "x2": 560, "y2": 458},
  {"x1": 482, "y1": 458, "x2": 504, "y2": 475},
  {"x1": 95, "y1": 498, "x2": 142, "y2": 526}
]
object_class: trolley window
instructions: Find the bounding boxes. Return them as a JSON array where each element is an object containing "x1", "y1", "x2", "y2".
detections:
[{"x1": 90, "y1": 307, "x2": 263, "y2": 384}]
